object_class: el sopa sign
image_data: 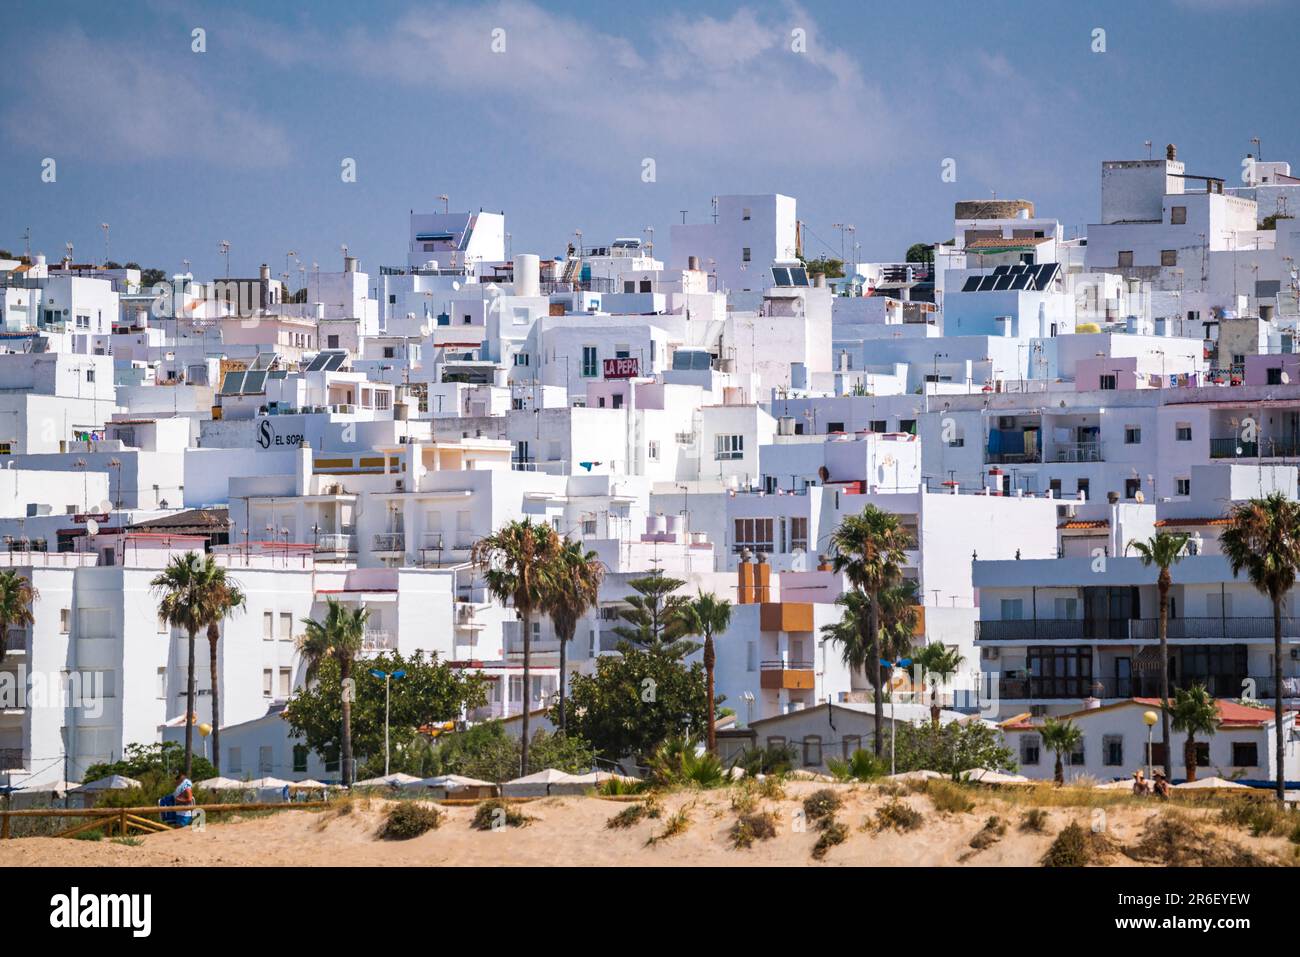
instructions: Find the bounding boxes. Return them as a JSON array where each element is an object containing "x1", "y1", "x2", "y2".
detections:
[{"x1": 602, "y1": 357, "x2": 639, "y2": 379}]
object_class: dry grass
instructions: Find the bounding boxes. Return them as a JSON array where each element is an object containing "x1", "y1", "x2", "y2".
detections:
[
  {"x1": 1125, "y1": 813, "x2": 1275, "y2": 867},
  {"x1": 873, "y1": 799, "x2": 924, "y2": 833},
  {"x1": 925, "y1": 779, "x2": 975, "y2": 814},
  {"x1": 812, "y1": 820, "x2": 849, "y2": 860},
  {"x1": 1041, "y1": 821, "x2": 1119, "y2": 866},
  {"x1": 645, "y1": 805, "x2": 692, "y2": 847},
  {"x1": 730, "y1": 811, "x2": 779, "y2": 849}
]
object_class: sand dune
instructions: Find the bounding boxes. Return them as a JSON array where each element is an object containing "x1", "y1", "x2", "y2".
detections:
[{"x1": 2, "y1": 781, "x2": 1291, "y2": 867}]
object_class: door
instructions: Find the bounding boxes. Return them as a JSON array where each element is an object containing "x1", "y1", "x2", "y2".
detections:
[{"x1": 1114, "y1": 657, "x2": 1131, "y2": 698}]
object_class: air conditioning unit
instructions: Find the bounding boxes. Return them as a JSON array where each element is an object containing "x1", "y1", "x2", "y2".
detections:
[
  {"x1": 981, "y1": 646, "x2": 1000, "y2": 660},
  {"x1": 395, "y1": 478, "x2": 405, "y2": 491}
]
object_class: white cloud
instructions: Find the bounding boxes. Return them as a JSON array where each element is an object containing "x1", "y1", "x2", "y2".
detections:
[{"x1": 2, "y1": 28, "x2": 291, "y2": 168}]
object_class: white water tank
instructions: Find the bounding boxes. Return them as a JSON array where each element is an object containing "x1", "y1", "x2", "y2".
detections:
[{"x1": 514, "y1": 254, "x2": 540, "y2": 297}]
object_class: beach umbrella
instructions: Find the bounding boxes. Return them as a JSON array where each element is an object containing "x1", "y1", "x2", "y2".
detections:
[
  {"x1": 351, "y1": 772, "x2": 421, "y2": 789},
  {"x1": 74, "y1": 774, "x2": 142, "y2": 792},
  {"x1": 501, "y1": 768, "x2": 579, "y2": 797},
  {"x1": 886, "y1": 769, "x2": 943, "y2": 782},
  {"x1": 288, "y1": 779, "x2": 330, "y2": 790},
  {"x1": 963, "y1": 768, "x2": 1031, "y2": 784},
  {"x1": 195, "y1": 776, "x2": 251, "y2": 790},
  {"x1": 1173, "y1": 776, "x2": 1250, "y2": 790},
  {"x1": 1095, "y1": 779, "x2": 1136, "y2": 790},
  {"x1": 404, "y1": 773, "x2": 496, "y2": 791}
]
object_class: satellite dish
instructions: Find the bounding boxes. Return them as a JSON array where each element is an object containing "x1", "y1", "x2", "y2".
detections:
[
  {"x1": 1283, "y1": 371, "x2": 1291, "y2": 385},
  {"x1": 451, "y1": 281, "x2": 461, "y2": 291},
  {"x1": 419, "y1": 325, "x2": 430, "y2": 337},
  {"x1": 1134, "y1": 491, "x2": 1146, "y2": 503},
  {"x1": 99, "y1": 499, "x2": 114, "y2": 514},
  {"x1": 85, "y1": 519, "x2": 99, "y2": 535}
]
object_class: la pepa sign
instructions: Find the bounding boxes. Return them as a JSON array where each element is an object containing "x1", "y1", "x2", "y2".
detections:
[{"x1": 602, "y1": 357, "x2": 639, "y2": 379}]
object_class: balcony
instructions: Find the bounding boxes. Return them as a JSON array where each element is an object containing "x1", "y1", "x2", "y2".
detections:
[
  {"x1": 315, "y1": 533, "x2": 356, "y2": 553},
  {"x1": 760, "y1": 659, "x2": 816, "y2": 691},
  {"x1": 977, "y1": 617, "x2": 1300, "y2": 643},
  {"x1": 503, "y1": 621, "x2": 561, "y2": 656},
  {"x1": 361, "y1": 629, "x2": 396, "y2": 651},
  {"x1": 372, "y1": 532, "x2": 405, "y2": 552},
  {"x1": 1210, "y1": 436, "x2": 1300, "y2": 459},
  {"x1": 1050, "y1": 442, "x2": 1103, "y2": 464},
  {"x1": 998, "y1": 674, "x2": 1281, "y2": 701}
]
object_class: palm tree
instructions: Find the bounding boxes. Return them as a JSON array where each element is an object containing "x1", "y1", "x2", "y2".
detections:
[
  {"x1": 821, "y1": 590, "x2": 874, "y2": 672},
  {"x1": 829, "y1": 506, "x2": 910, "y2": 755},
  {"x1": 1040, "y1": 717, "x2": 1083, "y2": 786},
  {"x1": 0, "y1": 569, "x2": 38, "y2": 664},
  {"x1": 298, "y1": 598, "x2": 370, "y2": 785},
  {"x1": 473, "y1": 518, "x2": 560, "y2": 775},
  {"x1": 542, "y1": 538, "x2": 604, "y2": 733},
  {"x1": 611, "y1": 569, "x2": 698, "y2": 659},
  {"x1": 1129, "y1": 531, "x2": 1190, "y2": 779},
  {"x1": 1170, "y1": 684, "x2": 1219, "y2": 783},
  {"x1": 1219, "y1": 492, "x2": 1300, "y2": 802},
  {"x1": 151, "y1": 552, "x2": 225, "y2": 775},
  {"x1": 203, "y1": 578, "x2": 246, "y2": 775},
  {"x1": 912, "y1": 641, "x2": 965, "y2": 727},
  {"x1": 679, "y1": 590, "x2": 733, "y2": 754}
]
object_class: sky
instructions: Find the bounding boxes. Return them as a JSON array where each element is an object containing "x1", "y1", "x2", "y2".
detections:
[{"x1": 1, "y1": 0, "x2": 1296, "y2": 281}]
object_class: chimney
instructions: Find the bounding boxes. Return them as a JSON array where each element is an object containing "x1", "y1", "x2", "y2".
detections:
[
  {"x1": 344, "y1": 255, "x2": 358, "y2": 273},
  {"x1": 754, "y1": 551, "x2": 771, "y2": 602},
  {"x1": 687, "y1": 255, "x2": 700, "y2": 271},
  {"x1": 737, "y1": 549, "x2": 755, "y2": 604},
  {"x1": 1166, "y1": 143, "x2": 1177, "y2": 161}
]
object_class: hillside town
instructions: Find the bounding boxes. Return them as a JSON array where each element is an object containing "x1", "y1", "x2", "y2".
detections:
[{"x1": 3, "y1": 142, "x2": 1300, "y2": 805}]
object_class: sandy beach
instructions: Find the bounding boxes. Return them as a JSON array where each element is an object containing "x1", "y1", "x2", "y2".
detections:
[{"x1": 1, "y1": 781, "x2": 1293, "y2": 867}]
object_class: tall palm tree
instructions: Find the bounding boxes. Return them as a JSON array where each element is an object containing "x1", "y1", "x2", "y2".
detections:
[
  {"x1": 1040, "y1": 717, "x2": 1083, "y2": 786},
  {"x1": 912, "y1": 641, "x2": 965, "y2": 727},
  {"x1": 0, "y1": 570, "x2": 38, "y2": 663},
  {"x1": 298, "y1": 598, "x2": 370, "y2": 785},
  {"x1": 203, "y1": 578, "x2": 246, "y2": 775},
  {"x1": 151, "y1": 552, "x2": 225, "y2": 775},
  {"x1": 542, "y1": 538, "x2": 604, "y2": 733},
  {"x1": 1129, "y1": 531, "x2": 1191, "y2": 779},
  {"x1": 679, "y1": 590, "x2": 733, "y2": 754},
  {"x1": 829, "y1": 506, "x2": 910, "y2": 755},
  {"x1": 821, "y1": 590, "x2": 874, "y2": 673},
  {"x1": 473, "y1": 518, "x2": 560, "y2": 775},
  {"x1": 1170, "y1": 683, "x2": 1219, "y2": 783},
  {"x1": 1219, "y1": 492, "x2": 1300, "y2": 802}
]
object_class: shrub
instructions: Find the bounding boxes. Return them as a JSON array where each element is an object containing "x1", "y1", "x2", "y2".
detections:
[
  {"x1": 802, "y1": 788, "x2": 843, "y2": 826},
  {"x1": 597, "y1": 776, "x2": 649, "y2": 797},
  {"x1": 827, "y1": 749, "x2": 887, "y2": 783},
  {"x1": 1127, "y1": 814, "x2": 1270, "y2": 867},
  {"x1": 731, "y1": 743, "x2": 797, "y2": 778},
  {"x1": 1019, "y1": 808, "x2": 1050, "y2": 833},
  {"x1": 969, "y1": 816, "x2": 1007, "y2": 851},
  {"x1": 380, "y1": 801, "x2": 442, "y2": 840},
  {"x1": 925, "y1": 779, "x2": 975, "y2": 814},
  {"x1": 606, "y1": 801, "x2": 657, "y2": 830},
  {"x1": 730, "y1": 811, "x2": 778, "y2": 849},
  {"x1": 875, "y1": 799, "x2": 924, "y2": 833},
  {"x1": 645, "y1": 806, "x2": 691, "y2": 846},
  {"x1": 812, "y1": 820, "x2": 848, "y2": 860},
  {"x1": 1041, "y1": 821, "x2": 1116, "y2": 867},
  {"x1": 1217, "y1": 799, "x2": 1291, "y2": 839},
  {"x1": 471, "y1": 799, "x2": 531, "y2": 831},
  {"x1": 648, "y1": 737, "x2": 728, "y2": 789}
]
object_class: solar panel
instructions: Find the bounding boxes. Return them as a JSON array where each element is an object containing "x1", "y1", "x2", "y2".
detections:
[
  {"x1": 977, "y1": 274, "x2": 999, "y2": 291},
  {"x1": 1031, "y1": 263, "x2": 1060, "y2": 290},
  {"x1": 249, "y1": 351, "x2": 278, "y2": 371},
  {"x1": 1009, "y1": 272, "x2": 1032, "y2": 290},
  {"x1": 221, "y1": 371, "x2": 246, "y2": 394},
  {"x1": 1008, "y1": 263, "x2": 1026, "y2": 275},
  {"x1": 771, "y1": 266, "x2": 791, "y2": 287},
  {"x1": 789, "y1": 267, "x2": 810, "y2": 286},
  {"x1": 992, "y1": 265, "x2": 1010, "y2": 276},
  {"x1": 962, "y1": 276, "x2": 981, "y2": 292},
  {"x1": 322, "y1": 352, "x2": 347, "y2": 372},
  {"x1": 242, "y1": 370, "x2": 268, "y2": 393},
  {"x1": 994, "y1": 273, "x2": 1015, "y2": 291},
  {"x1": 304, "y1": 353, "x2": 329, "y2": 372}
]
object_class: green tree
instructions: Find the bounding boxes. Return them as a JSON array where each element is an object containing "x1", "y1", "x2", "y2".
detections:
[
  {"x1": 408, "y1": 722, "x2": 595, "y2": 782},
  {"x1": 829, "y1": 506, "x2": 910, "y2": 755},
  {"x1": 801, "y1": 256, "x2": 844, "y2": 278},
  {"x1": 912, "y1": 641, "x2": 965, "y2": 727},
  {"x1": 611, "y1": 569, "x2": 697, "y2": 659},
  {"x1": 1040, "y1": 717, "x2": 1083, "y2": 786},
  {"x1": 892, "y1": 720, "x2": 1015, "y2": 778},
  {"x1": 551, "y1": 649, "x2": 715, "y2": 762},
  {"x1": 905, "y1": 242, "x2": 934, "y2": 264},
  {"x1": 83, "y1": 741, "x2": 215, "y2": 786},
  {"x1": 285, "y1": 649, "x2": 486, "y2": 778},
  {"x1": 1129, "y1": 531, "x2": 1190, "y2": 778},
  {"x1": 203, "y1": 577, "x2": 246, "y2": 775},
  {"x1": 1170, "y1": 684, "x2": 1220, "y2": 783},
  {"x1": 151, "y1": 552, "x2": 232, "y2": 775},
  {"x1": 0, "y1": 569, "x2": 38, "y2": 663},
  {"x1": 678, "y1": 590, "x2": 733, "y2": 754},
  {"x1": 1219, "y1": 492, "x2": 1300, "y2": 802},
  {"x1": 296, "y1": 598, "x2": 369, "y2": 785},
  {"x1": 473, "y1": 519, "x2": 560, "y2": 775},
  {"x1": 542, "y1": 538, "x2": 604, "y2": 732}
]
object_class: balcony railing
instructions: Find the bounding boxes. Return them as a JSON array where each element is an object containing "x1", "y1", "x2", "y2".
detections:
[
  {"x1": 315, "y1": 533, "x2": 356, "y2": 552},
  {"x1": 998, "y1": 674, "x2": 1281, "y2": 700},
  {"x1": 1050, "y1": 442, "x2": 1103, "y2": 463},
  {"x1": 760, "y1": 659, "x2": 815, "y2": 671},
  {"x1": 1210, "y1": 436, "x2": 1300, "y2": 459},
  {"x1": 372, "y1": 532, "x2": 405, "y2": 552},
  {"x1": 362, "y1": 629, "x2": 396, "y2": 651},
  {"x1": 978, "y1": 617, "x2": 1300, "y2": 642}
]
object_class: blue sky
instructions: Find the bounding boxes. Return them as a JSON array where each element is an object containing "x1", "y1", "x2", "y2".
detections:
[{"x1": 1, "y1": 0, "x2": 1294, "y2": 279}]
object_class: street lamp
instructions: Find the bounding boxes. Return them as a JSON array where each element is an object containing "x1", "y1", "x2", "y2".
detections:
[
  {"x1": 369, "y1": 668, "x2": 407, "y2": 776},
  {"x1": 880, "y1": 655, "x2": 913, "y2": 775},
  {"x1": 1142, "y1": 709, "x2": 1159, "y2": 782}
]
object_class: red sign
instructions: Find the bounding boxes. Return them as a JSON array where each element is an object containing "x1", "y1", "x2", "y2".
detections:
[{"x1": 603, "y1": 357, "x2": 639, "y2": 379}]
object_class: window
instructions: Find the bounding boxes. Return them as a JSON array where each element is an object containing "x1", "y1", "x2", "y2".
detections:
[
  {"x1": 1176, "y1": 477, "x2": 1191, "y2": 496},
  {"x1": 765, "y1": 736, "x2": 787, "y2": 752},
  {"x1": 279, "y1": 667, "x2": 291, "y2": 698},
  {"x1": 60, "y1": 608, "x2": 71, "y2": 634},
  {"x1": 1027, "y1": 646, "x2": 1093, "y2": 697},
  {"x1": 827, "y1": 421, "x2": 845, "y2": 433},
  {"x1": 259, "y1": 746, "x2": 273, "y2": 774},
  {"x1": 1102, "y1": 735, "x2": 1124, "y2": 767},
  {"x1": 1117, "y1": 250, "x2": 1134, "y2": 268},
  {"x1": 802, "y1": 735, "x2": 823, "y2": 767},
  {"x1": 640, "y1": 279, "x2": 652, "y2": 293},
  {"x1": 293, "y1": 745, "x2": 308, "y2": 773},
  {"x1": 790, "y1": 517, "x2": 809, "y2": 552},
  {"x1": 715, "y1": 433, "x2": 744, "y2": 460},
  {"x1": 1069, "y1": 737, "x2": 1085, "y2": 768},
  {"x1": 734, "y1": 517, "x2": 774, "y2": 553},
  {"x1": 327, "y1": 334, "x2": 339, "y2": 349},
  {"x1": 1125, "y1": 477, "x2": 1141, "y2": 499},
  {"x1": 263, "y1": 611, "x2": 274, "y2": 640},
  {"x1": 509, "y1": 675, "x2": 524, "y2": 702},
  {"x1": 742, "y1": 247, "x2": 751, "y2": 263},
  {"x1": 511, "y1": 397, "x2": 524, "y2": 411},
  {"x1": 624, "y1": 280, "x2": 635, "y2": 293},
  {"x1": 1124, "y1": 427, "x2": 1141, "y2": 444},
  {"x1": 1193, "y1": 742, "x2": 1210, "y2": 767},
  {"x1": 388, "y1": 294, "x2": 397, "y2": 304},
  {"x1": 842, "y1": 735, "x2": 862, "y2": 757},
  {"x1": 1176, "y1": 423, "x2": 1192, "y2": 441},
  {"x1": 1268, "y1": 367, "x2": 1284, "y2": 385},
  {"x1": 1171, "y1": 206, "x2": 1187, "y2": 225},
  {"x1": 279, "y1": 613, "x2": 293, "y2": 640},
  {"x1": 747, "y1": 641, "x2": 757, "y2": 672},
  {"x1": 263, "y1": 669, "x2": 273, "y2": 697},
  {"x1": 869, "y1": 419, "x2": 886, "y2": 433},
  {"x1": 1020, "y1": 734, "x2": 1041, "y2": 765},
  {"x1": 463, "y1": 314, "x2": 472, "y2": 325},
  {"x1": 86, "y1": 368, "x2": 95, "y2": 382},
  {"x1": 647, "y1": 440, "x2": 660, "y2": 461},
  {"x1": 1049, "y1": 478, "x2": 1062, "y2": 495},
  {"x1": 1077, "y1": 478, "x2": 1090, "y2": 499},
  {"x1": 1099, "y1": 374, "x2": 1117, "y2": 390},
  {"x1": 513, "y1": 352, "x2": 529, "y2": 366},
  {"x1": 1232, "y1": 742, "x2": 1259, "y2": 767},
  {"x1": 156, "y1": 667, "x2": 167, "y2": 700},
  {"x1": 1000, "y1": 598, "x2": 1024, "y2": 620},
  {"x1": 581, "y1": 345, "x2": 598, "y2": 377},
  {"x1": 383, "y1": 346, "x2": 395, "y2": 359},
  {"x1": 228, "y1": 747, "x2": 242, "y2": 773},
  {"x1": 899, "y1": 419, "x2": 917, "y2": 435},
  {"x1": 742, "y1": 207, "x2": 751, "y2": 221},
  {"x1": 1160, "y1": 249, "x2": 1177, "y2": 267}
]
